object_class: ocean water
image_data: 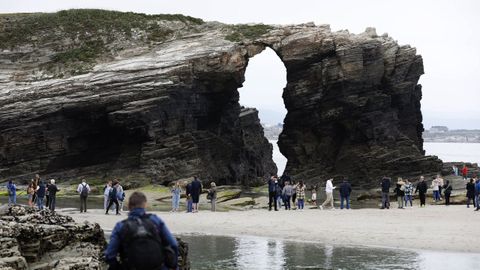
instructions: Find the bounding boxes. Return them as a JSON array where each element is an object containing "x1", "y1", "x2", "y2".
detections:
[
  {"x1": 270, "y1": 141, "x2": 480, "y2": 175},
  {"x1": 182, "y1": 234, "x2": 480, "y2": 270}
]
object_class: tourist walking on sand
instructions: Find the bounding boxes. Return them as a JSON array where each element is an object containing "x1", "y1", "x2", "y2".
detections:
[
  {"x1": 268, "y1": 175, "x2": 278, "y2": 211},
  {"x1": 171, "y1": 181, "x2": 182, "y2": 212},
  {"x1": 77, "y1": 179, "x2": 91, "y2": 213},
  {"x1": 466, "y1": 178, "x2": 476, "y2": 208},
  {"x1": 36, "y1": 180, "x2": 46, "y2": 210},
  {"x1": 394, "y1": 178, "x2": 405, "y2": 209},
  {"x1": 103, "y1": 181, "x2": 112, "y2": 211},
  {"x1": 404, "y1": 179, "x2": 414, "y2": 208},
  {"x1": 474, "y1": 178, "x2": 480, "y2": 211},
  {"x1": 320, "y1": 178, "x2": 336, "y2": 210},
  {"x1": 380, "y1": 177, "x2": 391, "y2": 209},
  {"x1": 116, "y1": 181, "x2": 125, "y2": 212},
  {"x1": 432, "y1": 176, "x2": 441, "y2": 202},
  {"x1": 47, "y1": 179, "x2": 59, "y2": 211},
  {"x1": 296, "y1": 181, "x2": 306, "y2": 210},
  {"x1": 415, "y1": 176, "x2": 428, "y2": 207},
  {"x1": 282, "y1": 181, "x2": 294, "y2": 210},
  {"x1": 443, "y1": 180, "x2": 453, "y2": 206},
  {"x1": 191, "y1": 176, "x2": 202, "y2": 213},
  {"x1": 462, "y1": 164, "x2": 469, "y2": 181},
  {"x1": 437, "y1": 174, "x2": 444, "y2": 200},
  {"x1": 106, "y1": 181, "x2": 120, "y2": 215},
  {"x1": 6, "y1": 180, "x2": 16, "y2": 205},
  {"x1": 27, "y1": 182, "x2": 35, "y2": 207},
  {"x1": 208, "y1": 182, "x2": 217, "y2": 212},
  {"x1": 186, "y1": 181, "x2": 193, "y2": 213},
  {"x1": 104, "y1": 191, "x2": 178, "y2": 270},
  {"x1": 339, "y1": 178, "x2": 352, "y2": 210}
]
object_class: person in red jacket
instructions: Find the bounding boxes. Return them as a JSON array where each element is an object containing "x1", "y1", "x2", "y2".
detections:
[{"x1": 462, "y1": 165, "x2": 469, "y2": 181}]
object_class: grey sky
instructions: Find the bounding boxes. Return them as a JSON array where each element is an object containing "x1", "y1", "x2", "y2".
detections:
[{"x1": 2, "y1": 0, "x2": 480, "y2": 129}]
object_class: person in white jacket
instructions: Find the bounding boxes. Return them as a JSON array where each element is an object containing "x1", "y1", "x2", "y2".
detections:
[{"x1": 320, "y1": 179, "x2": 336, "y2": 210}]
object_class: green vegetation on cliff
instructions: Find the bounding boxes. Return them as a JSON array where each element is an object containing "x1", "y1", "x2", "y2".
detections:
[
  {"x1": 0, "y1": 9, "x2": 204, "y2": 75},
  {"x1": 225, "y1": 24, "x2": 273, "y2": 42}
]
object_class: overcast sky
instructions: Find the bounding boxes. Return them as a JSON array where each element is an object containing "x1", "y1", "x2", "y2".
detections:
[{"x1": 2, "y1": 0, "x2": 480, "y2": 129}]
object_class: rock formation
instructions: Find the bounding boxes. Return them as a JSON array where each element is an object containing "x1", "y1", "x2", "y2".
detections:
[
  {"x1": 0, "y1": 205, "x2": 106, "y2": 269},
  {"x1": 0, "y1": 10, "x2": 441, "y2": 188}
]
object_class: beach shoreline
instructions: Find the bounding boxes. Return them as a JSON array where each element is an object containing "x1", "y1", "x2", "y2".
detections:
[{"x1": 65, "y1": 205, "x2": 480, "y2": 254}]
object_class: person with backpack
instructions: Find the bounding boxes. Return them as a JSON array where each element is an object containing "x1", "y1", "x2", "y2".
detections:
[
  {"x1": 207, "y1": 182, "x2": 217, "y2": 212},
  {"x1": 105, "y1": 191, "x2": 178, "y2": 270},
  {"x1": 282, "y1": 181, "x2": 294, "y2": 210},
  {"x1": 47, "y1": 179, "x2": 59, "y2": 211},
  {"x1": 443, "y1": 180, "x2": 453, "y2": 206},
  {"x1": 6, "y1": 180, "x2": 17, "y2": 205},
  {"x1": 36, "y1": 180, "x2": 46, "y2": 210},
  {"x1": 104, "y1": 180, "x2": 113, "y2": 211},
  {"x1": 415, "y1": 176, "x2": 428, "y2": 207},
  {"x1": 116, "y1": 181, "x2": 125, "y2": 212},
  {"x1": 106, "y1": 181, "x2": 121, "y2": 215},
  {"x1": 77, "y1": 179, "x2": 91, "y2": 213},
  {"x1": 339, "y1": 178, "x2": 352, "y2": 210}
]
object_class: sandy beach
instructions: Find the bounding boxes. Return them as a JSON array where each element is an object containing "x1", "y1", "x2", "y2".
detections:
[{"x1": 66, "y1": 205, "x2": 480, "y2": 253}]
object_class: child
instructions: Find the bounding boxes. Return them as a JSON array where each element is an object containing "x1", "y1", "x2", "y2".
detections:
[
  {"x1": 187, "y1": 194, "x2": 193, "y2": 213},
  {"x1": 311, "y1": 185, "x2": 317, "y2": 205}
]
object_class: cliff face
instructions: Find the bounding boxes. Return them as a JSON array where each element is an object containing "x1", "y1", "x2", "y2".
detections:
[{"x1": 0, "y1": 10, "x2": 441, "y2": 187}]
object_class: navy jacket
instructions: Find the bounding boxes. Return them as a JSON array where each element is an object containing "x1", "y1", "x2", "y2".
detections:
[
  {"x1": 105, "y1": 208, "x2": 178, "y2": 269},
  {"x1": 268, "y1": 179, "x2": 276, "y2": 193},
  {"x1": 190, "y1": 179, "x2": 202, "y2": 197},
  {"x1": 37, "y1": 183, "x2": 46, "y2": 198},
  {"x1": 475, "y1": 181, "x2": 480, "y2": 196},
  {"x1": 339, "y1": 181, "x2": 352, "y2": 197},
  {"x1": 381, "y1": 178, "x2": 390, "y2": 193}
]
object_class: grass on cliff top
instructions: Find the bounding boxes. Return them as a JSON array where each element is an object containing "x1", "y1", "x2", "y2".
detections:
[
  {"x1": 0, "y1": 9, "x2": 204, "y2": 48},
  {"x1": 0, "y1": 9, "x2": 204, "y2": 75},
  {"x1": 225, "y1": 24, "x2": 273, "y2": 42}
]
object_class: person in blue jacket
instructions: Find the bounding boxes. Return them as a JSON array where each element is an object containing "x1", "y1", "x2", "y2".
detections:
[
  {"x1": 6, "y1": 180, "x2": 16, "y2": 205},
  {"x1": 105, "y1": 191, "x2": 178, "y2": 270},
  {"x1": 475, "y1": 179, "x2": 480, "y2": 211},
  {"x1": 36, "y1": 181, "x2": 46, "y2": 210}
]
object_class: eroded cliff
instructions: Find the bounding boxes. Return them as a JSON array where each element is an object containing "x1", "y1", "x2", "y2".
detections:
[{"x1": 0, "y1": 10, "x2": 441, "y2": 187}]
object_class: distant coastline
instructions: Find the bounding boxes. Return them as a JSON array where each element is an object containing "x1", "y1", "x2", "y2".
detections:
[{"x1": 263, "y1": 124, "x2": 480, "y2": 143}]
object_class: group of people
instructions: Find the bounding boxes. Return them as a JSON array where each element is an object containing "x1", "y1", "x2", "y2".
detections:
[
  {"x1": 102, "y1": 180, "x2": 125, "y2": 215},
  {"x1": 170, "y1": 176, "x2": 218, "y2": 212},
  {"x1": 381, "y1": 174, "x2": 480, "y2": 210},
  {"x1": 267, "y1": 174, "x2": 315, "y2": 211},
  {"x1": 23, "y1": 175, "x2": 60, "y2": 211}
]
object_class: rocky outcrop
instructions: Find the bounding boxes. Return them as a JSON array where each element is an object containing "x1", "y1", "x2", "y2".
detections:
[
  {"x1": 0, "y1": 205, "x2": 106, "y2": 269},
  {"x1": 0, "y1": 10, "x2": 441, "y2": 188}
]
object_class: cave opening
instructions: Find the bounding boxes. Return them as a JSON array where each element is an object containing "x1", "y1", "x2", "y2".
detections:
[{"x1": 239, "y1": 47, "x2": 288, "y2": 175}]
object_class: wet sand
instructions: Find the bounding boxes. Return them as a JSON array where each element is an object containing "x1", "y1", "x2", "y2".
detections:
[{"x1": 65, "y1": 204, "x2": 480, "y2": 253}]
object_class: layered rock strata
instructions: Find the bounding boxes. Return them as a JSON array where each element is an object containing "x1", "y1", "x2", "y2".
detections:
[{"x1": 0, "y1": 10, "x2": 441, "y2": 187}]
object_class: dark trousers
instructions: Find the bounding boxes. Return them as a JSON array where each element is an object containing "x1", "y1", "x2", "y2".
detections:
[
  {"x1": 284, "y1": 195, "x2": 291, "y2": 210},
  {"x1": 106, "y1": 198, "x2": 119, "y2": 214},
  {"x1": 445, "y1": 193, "x2": 451, "y2": 205},
  {"x1": 49, "y1": 196, "x2": 56, "y2": 211},
  {"x1": 419, "y1": 193, "x2": 426, "y2": 206},
  {"x1": 46, "y1": 195, "x2": 50, "y2": 209},
  {"x1": 80, "y1": 196, "x2": 88, "y2": 212},
  {"x1": 268, "y1": 191, "x2": 277, "y2": 211}
]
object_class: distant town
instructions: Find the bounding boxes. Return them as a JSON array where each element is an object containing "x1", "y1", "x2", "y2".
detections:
[{"x1": 263, "y1": 124, "x2": 480, "y2": 143}]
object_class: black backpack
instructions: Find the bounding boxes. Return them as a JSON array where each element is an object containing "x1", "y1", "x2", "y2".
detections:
[
  {"x1": 120, "y1": 215, "x2": 176, "y2": 270},
  {"x1": 80, "y1": 184, "x2": 89, "y2": 197}
]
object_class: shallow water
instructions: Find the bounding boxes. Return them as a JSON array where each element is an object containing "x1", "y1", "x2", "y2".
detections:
[{"x1": 181, "y1": 234, "x2": 480, "y2": 270}]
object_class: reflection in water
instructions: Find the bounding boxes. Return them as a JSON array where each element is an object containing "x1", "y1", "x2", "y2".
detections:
[{"x1": 181, "y1": 234, "x2": 480, "y2": 270}]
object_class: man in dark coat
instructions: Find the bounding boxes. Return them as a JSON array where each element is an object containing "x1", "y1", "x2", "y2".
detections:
[
  {"x1": 267, "y1": 175, "x2": 278, "y2": 211},
  {"x1": 47, "y1": 179, "x2": 60, "y2": 211},
  {"x1": 191, "y1": 176, "x2": 202, "y2": 213},
  {"x1": 380, "y1": 177, "x2": 391, "y2": 209},
  {"x1": 36, "y1": 181, "x2": 46, "y2": 210},
  {"x1": 415, "y1": 176, "x2": 428, "y2": 207},
  {"x1": 339, "y1": 179, "x2": 352, "y2": 209},
  {"x1": 466, "y1": 178, "x2": 476, "y2": 208}
]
